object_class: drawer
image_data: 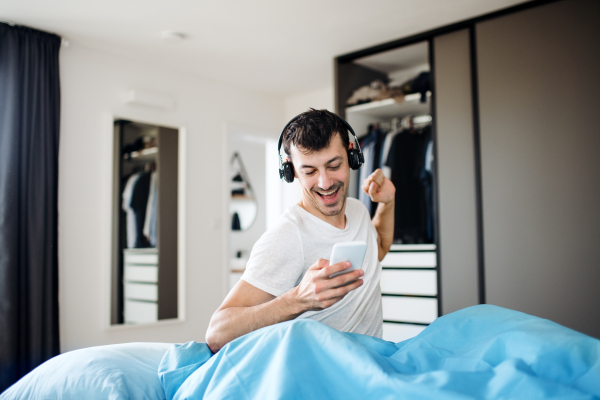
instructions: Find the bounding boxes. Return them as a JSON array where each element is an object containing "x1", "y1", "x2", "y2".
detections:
[
  {"x1": 382, "y1": 296, "x2": 437, "y2": 324},
  {"x1": 124, "y1": 282, "x2": 158, "y2": 301},
  {"x1": 381, "y1": 252, "x2": 436, "y2": 268},
  {"x1": 125, "y1": 265, "x2": 158, "y2": 283},
  {"x1": 124, "y1": 300, "x2": 157, "y2": 324},
  {"x1": 380, "y1": 269, "x2": 437, "y2": 296},
  {"x1": 382, "y1": 323, "x2": 427, "y2": 343},
  {"x1": 124, "y1": 251, "x2": 158, "y2": 265}
]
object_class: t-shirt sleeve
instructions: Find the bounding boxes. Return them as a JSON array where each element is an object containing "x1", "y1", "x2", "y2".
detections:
[{"x1": 241, "y1": 220, "x2": 304, "y2": 297}]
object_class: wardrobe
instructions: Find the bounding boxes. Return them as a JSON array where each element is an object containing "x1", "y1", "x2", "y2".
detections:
[{"x1": 336, "y1": 0, "x2": 600, "y2": 340}]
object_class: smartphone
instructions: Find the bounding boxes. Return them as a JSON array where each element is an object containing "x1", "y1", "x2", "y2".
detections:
[{"x1": 328, "y1": 241, "x2": 367, "y2": 279}]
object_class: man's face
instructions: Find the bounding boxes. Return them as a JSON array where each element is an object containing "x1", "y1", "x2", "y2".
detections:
[{"x1": 290, "y1": 133, "x2": 351, "y2": 217}]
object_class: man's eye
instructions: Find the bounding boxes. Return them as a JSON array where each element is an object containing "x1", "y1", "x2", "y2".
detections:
[
  {"x1": 305, "y1": 170, "x2": 316, "y2": 176},
  {"x1": 329, "y1": 164, "x2": 341, "y2": 171}
]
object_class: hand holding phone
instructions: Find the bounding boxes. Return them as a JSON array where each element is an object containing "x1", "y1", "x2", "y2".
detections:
[{"x1": 328, "y1": 241, "x2": 367, "y2": 279}]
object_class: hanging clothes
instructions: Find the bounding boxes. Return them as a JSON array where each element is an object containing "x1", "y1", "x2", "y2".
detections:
[
  {"x1": 122, "y1": 172, "x2": 141, "y2": 249},
  {"x1": 384, "y1": 125, "x2": 432, "y2": 244},
  {"x1": 358, "y1": 134, "x2": 376, "y2": 214},
  {"x1": 143, "y1": 171, "x2": 158, "y2": 248},
  {"x1": 357, "y1": 126, "x2": 387, "y2": 217},
  {"x1": 128, "y1": 171, "x2": 151, "y2": 248}
]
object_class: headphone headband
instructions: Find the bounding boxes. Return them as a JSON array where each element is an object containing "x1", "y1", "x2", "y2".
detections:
[{"x1": 277, "y1": 111, "x2": 363, "y2": 182}]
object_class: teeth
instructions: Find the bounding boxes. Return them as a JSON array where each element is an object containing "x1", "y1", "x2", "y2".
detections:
[{"x1": 320, "y1": 189, "x2": 336, "y2": 196}]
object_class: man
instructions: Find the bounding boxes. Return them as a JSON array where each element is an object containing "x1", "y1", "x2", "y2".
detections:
[{"x1": 206, "y1": 109, "x2": 395, "y2": 353}]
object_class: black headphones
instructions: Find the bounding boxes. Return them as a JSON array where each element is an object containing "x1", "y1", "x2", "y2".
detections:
[{"x1": 277, "y1": 112, "x2": 364, "y2": 183}]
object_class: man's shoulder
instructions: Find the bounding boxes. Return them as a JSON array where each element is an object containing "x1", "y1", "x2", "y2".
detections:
[{"x1": 260, "y1": 209, "x2": 302, "y2": 241}]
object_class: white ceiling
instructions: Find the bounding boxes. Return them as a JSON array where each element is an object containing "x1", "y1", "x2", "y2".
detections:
[{"x1": 1, "y1": 0, "x2": 529, "y2": 96}]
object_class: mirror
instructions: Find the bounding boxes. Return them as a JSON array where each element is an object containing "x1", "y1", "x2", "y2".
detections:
[
  {"x1": 230, "y1": 152, "x2": 258, "y2": 231},
  {"x1": 111, "y1": 119, "x2": 179, "y2": 325}
]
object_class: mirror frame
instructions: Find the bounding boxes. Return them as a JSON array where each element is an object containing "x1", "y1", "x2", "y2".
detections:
[{"x1": 106, "y1": 114, "x2": 187, "y2": 329}]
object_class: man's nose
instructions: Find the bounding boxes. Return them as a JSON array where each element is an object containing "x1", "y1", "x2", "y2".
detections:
[{"x1": 318, "y1": 170, "x2": 333, "y2": 190}]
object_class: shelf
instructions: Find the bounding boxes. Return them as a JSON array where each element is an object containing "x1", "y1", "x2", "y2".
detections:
[
  {"x1": 390, "y1": 244, "x2": 436, "y2": 252},
  {"x1": 346, "y1": 92, "x2": 431, "y2": 120},
  {"x1": 231, "y1": 194, "x2": 255, "y2": 202},
  {"x1": 125, "y1": 147, "x2": 158, "y2": 162}
]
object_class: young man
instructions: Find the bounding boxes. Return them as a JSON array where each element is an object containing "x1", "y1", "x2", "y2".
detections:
[{"x1": 206, "y1": 109, "x2": 395, "y2": 353}]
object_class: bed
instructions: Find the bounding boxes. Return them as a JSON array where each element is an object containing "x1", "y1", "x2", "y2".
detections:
[{"x1": 2, "y1": 305, "x2": 599, "y2": 399}]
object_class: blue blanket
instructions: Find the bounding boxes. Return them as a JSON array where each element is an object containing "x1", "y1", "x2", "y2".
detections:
[
  {"x1": 159, "y1": 305, "x2": 600, "y2": 399},
  {"x1": 2, "y1": 305, "x2": 599, "y2": 399}
]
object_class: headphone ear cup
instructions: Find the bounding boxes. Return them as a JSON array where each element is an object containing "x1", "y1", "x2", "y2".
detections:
[
  {"x1": 282, "y1": 161, "x2": 295, "y2": 183},
  {"x1": 348, "y1": 149, "x2": 363, "y2": 170}
]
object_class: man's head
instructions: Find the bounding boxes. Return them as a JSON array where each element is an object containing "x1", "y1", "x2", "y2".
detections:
[{"x1": 281, "y1": 109, "x2": 353, "y2": 218}]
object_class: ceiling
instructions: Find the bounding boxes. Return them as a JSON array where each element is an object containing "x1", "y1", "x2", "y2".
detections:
[{"x1": 0, "y1": 0, "x2": 530, "y2": 96}]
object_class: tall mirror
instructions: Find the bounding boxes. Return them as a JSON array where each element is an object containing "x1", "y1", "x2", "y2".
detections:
[
  {"x1": 230, "y1": 152, "x2": 258, "y2": 231},
  {"x1": 111, "y1": 119, "x2": 179, "y2": 325}
]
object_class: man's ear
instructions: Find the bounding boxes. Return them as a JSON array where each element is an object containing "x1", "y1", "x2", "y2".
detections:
[{"x1": 349, "y1": 142, "x2": 355, "y2": 150}]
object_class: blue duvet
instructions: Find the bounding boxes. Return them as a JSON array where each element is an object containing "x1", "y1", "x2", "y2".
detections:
[
  {"x1": 159, "y1": 305, "x2": 600, "y2": 399},
  {"x1": 2, "y1": 305, "x2": 599, "y2": 399}
]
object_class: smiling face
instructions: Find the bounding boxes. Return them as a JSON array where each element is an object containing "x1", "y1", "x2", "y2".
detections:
[{"x1": 290, "y1": 132, "x2": 351, "y2": 222}]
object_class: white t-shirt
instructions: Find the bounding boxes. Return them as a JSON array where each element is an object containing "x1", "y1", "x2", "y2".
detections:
[{"x1": 241, "y1": 198, "x2": 383, "y2": 338}]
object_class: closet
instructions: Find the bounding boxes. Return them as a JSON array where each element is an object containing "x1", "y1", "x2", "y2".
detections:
[
  {"x1": 336, "y1": 0, "x2": 600, "y2": 339},
  {"x1": 339, "y1": 41, "x2": 438, "y2": 342},
  {"x1": 111, "y1": 120, "x2": 179, "y2": 325}
]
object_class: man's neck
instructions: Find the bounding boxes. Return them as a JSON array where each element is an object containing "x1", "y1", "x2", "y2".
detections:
[{"x1": 297, "y1": 198, "x2": 347, "y2": 230}]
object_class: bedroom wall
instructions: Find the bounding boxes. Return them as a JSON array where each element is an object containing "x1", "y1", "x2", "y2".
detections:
[{"x1": 58, "y1": 43, "x2": 283, "y2": 352}]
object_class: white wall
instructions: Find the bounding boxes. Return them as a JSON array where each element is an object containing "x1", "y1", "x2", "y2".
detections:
[
  {"x1": 283, "y1": 87, "x2": 334, "y2": 120},
  {"x1": 58, "y1": 43, "x2": 283, "y2": 352}
]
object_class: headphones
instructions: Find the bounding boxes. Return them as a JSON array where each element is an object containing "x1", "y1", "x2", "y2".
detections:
[{"x1": 277, "y1": 112, "x2": 364, "y2": 183}]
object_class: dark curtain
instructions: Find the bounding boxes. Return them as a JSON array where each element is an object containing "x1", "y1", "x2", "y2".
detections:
[{"x1": 0, "y1": 23, "x2": 61, "y2": 392}]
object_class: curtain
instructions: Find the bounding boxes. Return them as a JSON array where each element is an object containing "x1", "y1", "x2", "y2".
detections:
[{"x1": 0, "y1": 23, "x2": 61, "y2": 392}]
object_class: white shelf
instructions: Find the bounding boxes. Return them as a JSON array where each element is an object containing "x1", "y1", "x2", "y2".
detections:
[
  {"x1": 346, "y1": 92, "x2": 431, "y2": 120},
  {"x1": 126, "y1": 147, "x2": 158, "y2": 161},
  {"x1": 390, "y1": 244, "x2": 436, "y2": 251}
]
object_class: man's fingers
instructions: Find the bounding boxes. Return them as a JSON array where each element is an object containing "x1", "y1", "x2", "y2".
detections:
[
  {"x1": 328, "y1": 278, "x2": 364, "y2": 299},
  {"x1": 321, "y1": 261, "x2": 350, "y2": 278},
  {"x1": 372, "y1": 169, "x2": 385, "y2": 186},
  {"x1": 361, "y1": 178, "x2": 372, "y2": 194},
  {"x1": 310, "y1": 258, "x2": 330, "y2": 270},
  {"x1": 368, "y1": 181, "x2": 379, "y2": 197}
]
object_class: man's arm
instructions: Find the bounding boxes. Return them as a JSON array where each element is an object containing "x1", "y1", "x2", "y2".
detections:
[
  {"x1": 205, "y1": 259, "x2": 363, "y2": 353},
  {"x1": 361, "y1": 168, "x2": 396, "y2": 261}
]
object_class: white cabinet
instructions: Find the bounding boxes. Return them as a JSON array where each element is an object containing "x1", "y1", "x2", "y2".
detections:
[
  {"x1": 123, "y1": 248, "x2": 158, "y2": 324},
  {"x1": 380, "y1": 245, "x2": 438, "y2": 342}
]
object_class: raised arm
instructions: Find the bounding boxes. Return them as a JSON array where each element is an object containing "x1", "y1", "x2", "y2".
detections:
[
  {"x1": 205, "y1": 259, "x2": 364, "y2": 353},
  {"x1": 361, "y1": 168, "x2": 396, "y2": 261}
]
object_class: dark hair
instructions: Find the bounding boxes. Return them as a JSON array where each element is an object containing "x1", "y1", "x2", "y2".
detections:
[{"x1": 282, "y1": 108, "x2": 349, "y2": 159}]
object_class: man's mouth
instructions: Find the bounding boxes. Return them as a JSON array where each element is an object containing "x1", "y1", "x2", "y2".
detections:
[{"x1": 315, "y1": 186, "x2": 341, "y2": 205}]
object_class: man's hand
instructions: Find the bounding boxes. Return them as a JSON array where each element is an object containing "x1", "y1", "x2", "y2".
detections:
[
  {"x1": 289, "y1": 258, "x2": 364, "y2": 312},
  {"x1": 361, "y1": 168, "x2": 395, "y2": 204}
]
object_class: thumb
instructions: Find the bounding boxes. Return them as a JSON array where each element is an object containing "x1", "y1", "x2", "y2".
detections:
[{"x1": 369, "y1": 182, "x2": 378, "y2": 196}]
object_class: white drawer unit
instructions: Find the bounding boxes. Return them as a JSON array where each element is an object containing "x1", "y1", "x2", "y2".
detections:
[
  {"x1": 124, "y1": 300, "x2": 158, "y2": 324},
  {"x1": 380, "y1": 269, "x2": 437, "y2": 296},
  {"x1": 125, "y1": 265, "x2": 158, "y2": 283},
  {"x1": 380, "y1": 245, "x2": 439, "y2": 342},
  {"x1": 382, "y1": 296, "x2": 438, "y2": 324},
  {"x1": 123, "y1": 248, "x2": 159, "y2": 324},
  {"x1": 124, "y1": 282, "x2": 158, "y2": 302},
  {"x1": 124, "y1": 251, "x2": 158, "y2": 265},
  {"x1": 381, "y1": 251, "x2": 436, "y2": 268},
  {"x1": 383, "y1": 323, "x2": 427, "y2": 343}
]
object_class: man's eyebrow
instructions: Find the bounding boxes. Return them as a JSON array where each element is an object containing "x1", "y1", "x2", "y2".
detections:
[{"x1": 300, "y1": 156, "x2": 343, "y2": 169}]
